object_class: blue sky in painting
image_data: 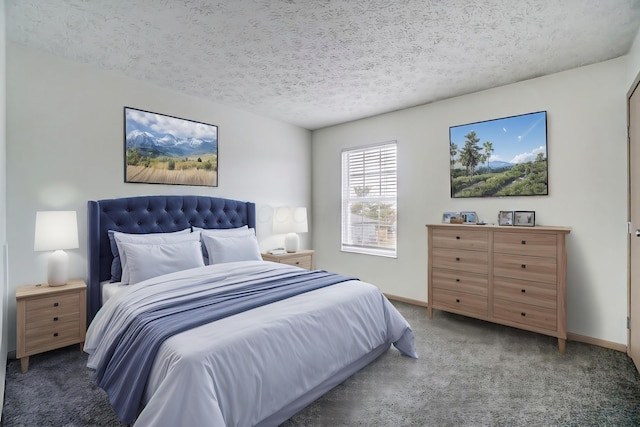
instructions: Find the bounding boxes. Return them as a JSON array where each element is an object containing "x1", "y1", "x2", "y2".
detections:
[
  {"x1": 125, "y1": 108, "x2": 217, "y2": 141},
  {"x1": 449, "y1": 111, "x2": 547, "y2": 164}
]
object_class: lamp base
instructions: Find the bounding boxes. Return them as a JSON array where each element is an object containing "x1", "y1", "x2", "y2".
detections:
[
  {"x1": 284, "y1": 233, "x2": 300, "y2": 253},
  {"x1": 47, "y1": 249, "x2": 69, "y2": 286}
]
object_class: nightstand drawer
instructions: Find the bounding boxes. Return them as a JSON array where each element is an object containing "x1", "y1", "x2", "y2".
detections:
[
  {"x1": 25, "y1": 320, "x2": 83, "y2": 354},
  {"x1": 25, "y1": 310, "x2": 80, "y2": 331},
  {"x1": 280, "y1": 255, "x2": 312, "y2": 269},
  {"x1": 25, "y1": 292, "x2": 80, "y2": 316}
]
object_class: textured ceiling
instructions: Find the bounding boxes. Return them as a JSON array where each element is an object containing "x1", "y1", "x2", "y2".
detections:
[{"x1": 6, "y1": 0, "x2": 640, "y2": 130}]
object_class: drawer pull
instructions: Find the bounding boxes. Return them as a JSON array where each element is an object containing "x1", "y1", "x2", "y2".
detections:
[
  {"x1": 521, "y1": 240, "x2": 526, "y2": 245},
  {"x1": 455, "y1": 299, "x2": 460, "y2": 303},
  {"x1": 521, "y1": 312, "x2": 526, "y2": 317},
  {"x1": 295, "y1": 261, "x2": 300, "y2": 265},
  {"x1": 53, "y1": 332, "x2": 59, "y2": 337},
  {"x1": 53, "y1": 302, "x2": 59, "y2": 307},
  {"x1": 455, "y1": 278, "x2": 460, "y2": 282},
  {"x1": 521, "y1": 289, "x2": 526, "y2": 293},
  {"x1": 455, "y1": 257, "x2": 460, "y2": 261},
  {"x1": 53, "y1": 317, "x2": 59, "y2": 321},
  {"x1": 456, "y1": 236, "x2": 460, "y2": 240},
  {"x1": 521, "y1": 264, "x2": 526, "y2": 269}
]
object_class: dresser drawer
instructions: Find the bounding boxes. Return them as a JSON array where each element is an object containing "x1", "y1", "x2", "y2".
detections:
[
  {"x1": 432, "y1": 248, "x2": 488, "y2": 274},
  {"x1": 493, "y1": 278, "x2": 557, "y2": 309},
  {"x1": 432, "y1": 268, "x2": 488, "y2": 296},
  {"x1": 432, "y1": 229, "x2": 488, "y2": 251},
  {"x1": 432, "y1": 288, "x2": 487, "y2": 317},
  {"x1": 493, "y1": 253, "x2": 557, "y2": 284},
  {"x1": 26, "y1": 311, "x2": 80, "y2": 330},
  {"x1": 493, "y1": 299, "x2": 557, "y2": 331},
  {"x1": 494, "y1": 232, "x2": 557, "y2": 258}
]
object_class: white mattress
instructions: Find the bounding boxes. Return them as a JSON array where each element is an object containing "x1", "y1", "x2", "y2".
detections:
[{"x1": 100, "y1": 280, "x2": 125, "y2": 305}]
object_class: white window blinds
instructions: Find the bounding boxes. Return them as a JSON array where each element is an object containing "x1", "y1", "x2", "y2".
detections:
[{"x1": 341, "y1": 141, "x2": 397, "y2": 257}]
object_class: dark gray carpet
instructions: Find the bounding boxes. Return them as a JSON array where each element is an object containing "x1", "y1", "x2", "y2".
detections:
[{"x1": 3, "y1": 301, "x2": 640, "y2": 426}]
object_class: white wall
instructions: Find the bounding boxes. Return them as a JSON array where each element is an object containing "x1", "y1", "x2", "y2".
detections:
[
  {"x1": 312, "y1": 57, "x2": 630, "y2": 346},
  {"x1": 0, "y1": 0, "x2": 8, "y2": 414},
  {"x1": 5, "y1": 42, "x2": 312, "y2": 353}
]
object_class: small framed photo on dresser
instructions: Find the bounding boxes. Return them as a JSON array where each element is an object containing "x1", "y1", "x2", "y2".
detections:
[
  {"x1": 514, "y1": 211, "x2": 536, "y2": 227},
  {"x1": 498, "y1": 211, "x2": 514, "y2": 226},
  {"x1": 460, "y1": 211, "x2": 477, "y2": 224}
]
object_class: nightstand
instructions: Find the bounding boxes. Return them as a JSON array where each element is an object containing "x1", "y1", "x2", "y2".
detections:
[
  {"x1": 262, "y1": 249, "x2": 315, "y2": 270},
  {"x1": 16, "y1": 279, "x2": 87, "y2": 373}
]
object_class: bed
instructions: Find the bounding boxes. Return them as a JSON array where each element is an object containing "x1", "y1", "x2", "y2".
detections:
[{"x1": 84, "y1": 195, "x2": 417, "y2": 426}]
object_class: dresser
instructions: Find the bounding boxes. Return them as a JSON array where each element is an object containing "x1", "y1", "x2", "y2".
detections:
[
  {"x1": 262, "y1": 249, "x2": 315, "y2": 270},
  {"x1": 427, "y1": 224, "x2": 571, "y2": 353},
  {"x1": 16, "y1": 279, "x2": 87, "y2": 373}
]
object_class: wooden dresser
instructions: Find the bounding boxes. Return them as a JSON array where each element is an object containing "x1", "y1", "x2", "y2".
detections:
[{"x1": 427, "y1": 224, "x2": 571, "y2": 353}]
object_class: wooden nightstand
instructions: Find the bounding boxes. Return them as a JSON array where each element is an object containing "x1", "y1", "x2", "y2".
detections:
[
  {"x1": 262, "y1": 249, "x2": 315, "y2": 270},
  {"x1": 16, "y1": 279, "x2": 87, "y2": 373}
]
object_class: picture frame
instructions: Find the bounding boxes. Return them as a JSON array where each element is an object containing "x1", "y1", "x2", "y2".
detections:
[
  {"x1": 498, "y1": 211, "x2": 514, "y2": 226},
  {"x1": 514, "y1": 211, "x2": 536, "y2": 227},
  {"x1": 460, "y1": 211, "x2": 478, "y2": 224},
  {"x1": 449, "y1": 111, "x2": 548, "y2": 198},
  {"x1": 124, "y1": 107, "x2": 218, "y2": 187},
  {"x1": 442, "y1": 212, "x2": 459, "y2": 224}
]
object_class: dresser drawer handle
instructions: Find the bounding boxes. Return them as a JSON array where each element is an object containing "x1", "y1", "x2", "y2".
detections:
[
  {"x1": 455, "y1": 278, "x2": 460, "y2": 282},
  {"x1": 295, "y1": 261, "x2": 300, "y2": 265},
  {"x1": 53, "y1": 332, "x2": 59, "y2": 337},
  {"x1": 455, "y1": 299, "x2": 460, "y2": 303},
  {"x1": 521, "y1": 289, "x2": 526, "y2": 293},
  {"x1": 521, "y1": 264, "x2": 526, "y2": 269},
  {"x1": 521, "y1": 240, "x2": 526, "y2": 245},
  {"x1": 521, "y1": 312, "x2": 526, "y2": 317},
  {"x1": 53, "y1": 317, "x2": 59, "y2": 321},
  {"x1": 455, "y1": 257, "x2": 460, "y2": 261},
  {"x1": 53, "y1": 302, "x2": 59, "y2": 307},
  {"x1": 456, "y1": 236, "x2": 460, "y2": 240}
]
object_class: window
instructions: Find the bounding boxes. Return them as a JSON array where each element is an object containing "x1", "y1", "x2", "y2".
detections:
[{"x1": 341, "y1": 141, "x2": 397, "y2": 257}]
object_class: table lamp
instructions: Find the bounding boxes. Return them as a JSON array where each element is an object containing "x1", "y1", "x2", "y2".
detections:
[
  {"x1": 34, "y1": 211, "x2": 79, "y2": 286},
  {"x1": 273, "y1": 207, "x2": 308, "y2": 253}
]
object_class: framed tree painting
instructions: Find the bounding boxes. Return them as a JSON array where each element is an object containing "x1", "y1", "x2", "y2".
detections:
[
  {"x1": 124, "y1": 107, "x2": 218, "y2": 187},
  {"x1": 449, "y1": 111, "x2": 548, "y2": 198}
]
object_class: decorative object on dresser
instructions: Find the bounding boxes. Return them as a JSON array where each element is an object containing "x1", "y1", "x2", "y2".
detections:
[
  {"x1": 514, "y1": 211, "x2": 536, "y2": 227},
  {"x1": 124, "y1": 107, "x2": 218, "y2": 187},
  {"x1": 426, "y1": 224, "x2": 571, "y2": 353},
  {"x1": 262, "y1": 249, "x2": 315, "y2": 270},
  {"x1": 498, "y1": 211, "x2": 514, "y2": 226},
  {"x1": 460, "y1": 211, "x2": 478, "y2": 224},
  {"x1": 15, "y1": 279, "x2": 87, "y2": 373},
  {"x1": 273, "y1": 206, "x2": 309, "y2": 253},
  {"x1": 34, "y1": 211, "x2": 79, "y2": 286}
]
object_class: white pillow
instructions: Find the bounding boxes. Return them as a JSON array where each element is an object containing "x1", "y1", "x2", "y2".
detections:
[
  {"x1": 113, "y1": 229, "x2": 200, "y2": 285},
  {"x1": 194, "y1": 226, "x2": 254, "y2": 262},
  {"x1": 118, "y1": 240, "x2": 205, "y2": 286},
  {"x1": 201, "y1": 233, "x2": 262, "y2": 265}
]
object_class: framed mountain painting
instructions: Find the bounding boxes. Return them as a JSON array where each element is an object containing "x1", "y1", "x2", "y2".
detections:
[{"x1": 124, "y1": 107, "x2": 218, "y2": 187}]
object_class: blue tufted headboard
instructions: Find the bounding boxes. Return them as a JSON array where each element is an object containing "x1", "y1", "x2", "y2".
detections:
[{"x1": 87, "y1": 195, "x2": 256, "y2": 321}]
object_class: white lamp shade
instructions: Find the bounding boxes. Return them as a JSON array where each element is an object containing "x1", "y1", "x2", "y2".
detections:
[
  {"x1": 273, "y1": 207, "x2": 308, "y2": 253},
  {"x1": 273, "y1": 207, "x2": 308, "y2": 234},
  {"x1": 34, "y1": 211, "x2": 79, "y2": 251},
  {"x1": 34, "y1": 211, "x2": 78, "y2": 286}
]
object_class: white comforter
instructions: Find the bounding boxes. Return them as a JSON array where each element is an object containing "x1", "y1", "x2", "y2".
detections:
[{"x1": 85, "y1": 261, "x2": 416, "y2": 426}]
